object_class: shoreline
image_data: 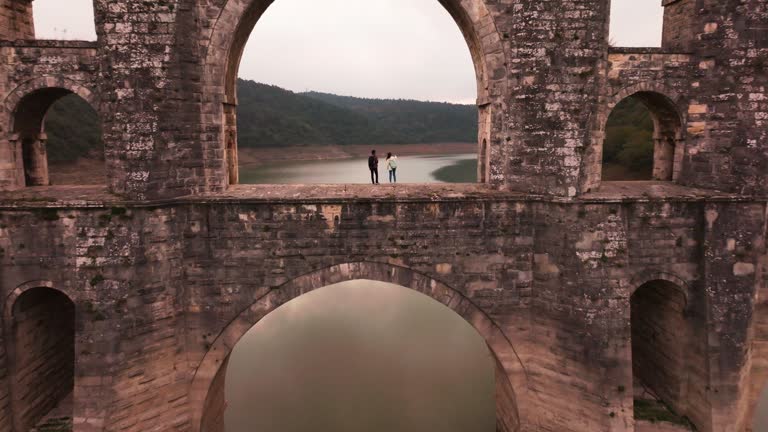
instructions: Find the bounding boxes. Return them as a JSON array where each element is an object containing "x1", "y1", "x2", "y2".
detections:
[
  {"x1": 46, "y1": 143, "x2": 478, "y2": 185},
  {"x1": 238, "y1": 142, "x2": 476, "y2": 167}
]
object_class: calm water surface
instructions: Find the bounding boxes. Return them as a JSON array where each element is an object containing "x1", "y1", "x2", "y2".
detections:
[
  {"x1": 239, "y1": 153, "x2": 477, "y2": 184},
  {"x1": 225, "y1": 281, "x2": 495, "y2": 432}
]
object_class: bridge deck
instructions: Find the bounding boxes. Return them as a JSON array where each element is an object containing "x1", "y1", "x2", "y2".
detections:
[{"x1": 0, "y1": 182, "x2": 757, "y2": 208}]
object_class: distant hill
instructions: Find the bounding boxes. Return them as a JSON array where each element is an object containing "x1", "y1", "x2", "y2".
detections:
[
  {"x1": 602, "y1": 97, "x2": 654, "y2": 177},
  {"x1": 236, "y1": 79, "x2": 477, "y2": 147},
  {"x1": 44, "y1": 80, "x2": 478, "y2": 162},
  {"x1": 45, "y1": 95, "x2": 103, "y2": 163}
]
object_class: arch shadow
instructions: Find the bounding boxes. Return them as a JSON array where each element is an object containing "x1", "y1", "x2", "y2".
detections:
[{"x1": 188, "y1": 262, "x2": 529, "y2": 432}]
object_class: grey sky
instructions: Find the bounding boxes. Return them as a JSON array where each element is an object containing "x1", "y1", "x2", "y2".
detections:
[{"x1": 33, "y1": 0, "x2": 662, "y2": 103}]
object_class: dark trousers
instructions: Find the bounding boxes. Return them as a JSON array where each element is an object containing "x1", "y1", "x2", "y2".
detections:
[
  {"x1": 370, "y1": 168, "x2": 379, "y2": 184},
  {"x1": 389, "y1": 168, "x2": 397, "y2": 183}
]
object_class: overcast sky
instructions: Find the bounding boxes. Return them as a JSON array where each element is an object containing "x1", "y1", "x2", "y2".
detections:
[{"x1": 34, "y1": 0, "x2": 662, "y2": 103}]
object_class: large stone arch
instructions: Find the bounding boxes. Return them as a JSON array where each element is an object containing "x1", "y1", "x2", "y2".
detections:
[
  {"x1": 188, "y1": 261, "x2": 529, "y2": 432},
  {"x1": 196, "y1": 0, "x2": 508, "y2": 188},
  {"x1": 583, "y1": 82, "x2": 688, "y2": 190}
]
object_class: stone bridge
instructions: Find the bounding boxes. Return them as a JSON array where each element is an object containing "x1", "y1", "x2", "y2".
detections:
[{"x1": 0, "y1": 0, "x2": 766, "y2": 431}]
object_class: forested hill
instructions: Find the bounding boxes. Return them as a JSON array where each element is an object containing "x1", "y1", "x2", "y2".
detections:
[{"x1": 236, "y1": 79, "x2": 477, "y2": 147}]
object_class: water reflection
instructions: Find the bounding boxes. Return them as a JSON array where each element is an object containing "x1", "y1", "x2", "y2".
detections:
[{"x1": 225, "y1": 280, "x2": 495, "y2": 432}]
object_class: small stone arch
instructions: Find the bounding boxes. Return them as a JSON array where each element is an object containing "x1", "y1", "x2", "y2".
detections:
[
  {"x1": 188, "y1": 261, "x2": 528, "y2": 432},
  {"x1": 194, "y1": 0, "x2": 508, "y2": 188},
  {"x1": 2, "y1": 280, "x2": 77, "y2": 432},
  {"x1": 628, "y1": 270, "x2": 691, "y2": 303},
  {"x1": 2, "y1": 279, "x2": 73, "y2": 321},
  {"x1": 0, "y1": 77, "x2": 99, "y2": 188},
  {"x1": 627, "y1": 271, "x2": 710, "y2": 431},
  {"x1": 3, "y1": 76, "x2": 97, "y2": 118},
  {"x1": 584, "y1": 82, "x2": 687, "y2": 190}
]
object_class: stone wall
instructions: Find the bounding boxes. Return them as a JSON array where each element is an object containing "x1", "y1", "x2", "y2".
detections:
[
  {"x1": 0, "y1": 184, "x2": 762, "y2": 432},
  {"x1": 0, "y1": 0, "x2": 33, "y2": 41},
  {"x1": 676, "y1": 0, "x2": 768, "y2": 195}
]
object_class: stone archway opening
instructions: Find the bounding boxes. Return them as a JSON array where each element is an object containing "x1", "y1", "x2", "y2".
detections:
[
  {"x1": 190, "y1": 264, "x2": 524, "y2": 432},
  {"x1": 6, "y1": 287, "x2": 75, "y2": 432},
  {"x1": 10, "y1": 88, "x2": 103, "y2": 186},
  {"x1": 204, "y1": 0, "x2": 499, "y2": 187},
  {"x1": 630, "y1": 279, "x2": 700, "y2": 430},
  {"x1": 602, "y1": 91, "x2": 684, "y2": 182}
]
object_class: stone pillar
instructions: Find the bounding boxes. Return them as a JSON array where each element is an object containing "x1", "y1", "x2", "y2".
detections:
[
  {"x1": 701, "y1": 202, "x2": 766, "y2": 432},
  {"x1": 652, "y1": 135, "x2": 675, "y2": 181},
  {"x1": 498, "y1": 0, "x2": 610, "y2": 197},
  {"x1": 477, "y1": 104, "x2": 491, "y2": 184},
  {"x1": 0, "y1": 133, "x2": 25, "y2": 189},
  {"x1": 662, "y1": 0, "x2": 696, "y2": 52},
  {"x1": 677, "y1": 0, "x2": 768, "y2": 195},
  {"x1": 21, "y1": 132, "x2": 48, "y2": 186},
  {"x1": 224, "y1": 103, "x2": 238, "y2": 186},
  {"x1": 0, "y1": 0, "x2": 34, "y2": 41}
]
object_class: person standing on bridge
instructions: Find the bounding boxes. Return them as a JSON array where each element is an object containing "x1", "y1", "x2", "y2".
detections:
[
  {"x1": 368, "y1": 150, "x2": 380, "y2": 184},
  {"x1": 386, "y1": 152, "x2": 398, "y2": 183}
]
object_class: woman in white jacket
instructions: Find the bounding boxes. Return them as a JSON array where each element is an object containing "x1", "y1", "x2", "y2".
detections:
[{"x1": 386, "y1": 153, "x2": 398, "y2": 183}]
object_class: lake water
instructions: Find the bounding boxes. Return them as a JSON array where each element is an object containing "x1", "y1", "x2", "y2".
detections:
[
  {"x1": 239, "y1": 153, "x2": 477, "y2": 184},
  {"x1": 225, "y1": 281, "x2": 496, "y2": 432}
]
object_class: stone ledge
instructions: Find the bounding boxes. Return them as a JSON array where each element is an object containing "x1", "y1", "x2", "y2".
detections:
[
  {"x1": 608, "y1": 47, "x2": 693, "y2": 55},
  {"x1": 0, "y1": 39, "x2": 97, "y2": 49},
  {"x1": 0, "y1": 182, "x2": 762, "y2": 209}
]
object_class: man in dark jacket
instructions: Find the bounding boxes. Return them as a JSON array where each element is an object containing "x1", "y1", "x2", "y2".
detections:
[{"x1": 368, "y1": 150, "x2": 379, "y2": 184}]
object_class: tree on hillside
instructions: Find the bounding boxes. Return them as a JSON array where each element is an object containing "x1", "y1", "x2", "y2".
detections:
[{"x1": 602, "y1": 97, "x2": 654, "y2": 180}]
